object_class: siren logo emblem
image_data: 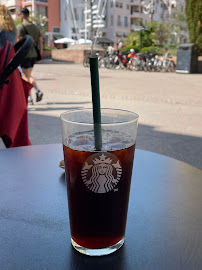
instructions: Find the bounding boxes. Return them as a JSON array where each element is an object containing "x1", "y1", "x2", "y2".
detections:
[{"x1": 81, "y1": 153, "x2": 122, "y2": 193}]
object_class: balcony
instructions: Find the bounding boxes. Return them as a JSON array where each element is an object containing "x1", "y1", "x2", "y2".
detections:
[
  {"x1": 130, "y1": 0, "x2": 142, "y2": 5},
  {"x1": 131, "y1": 11, "x2": 142, "y2": 19}
]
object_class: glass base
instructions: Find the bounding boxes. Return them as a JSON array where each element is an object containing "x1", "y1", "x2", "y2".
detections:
[{"x1": 71, "y1": 237, "x2": 125, "y2": 256}]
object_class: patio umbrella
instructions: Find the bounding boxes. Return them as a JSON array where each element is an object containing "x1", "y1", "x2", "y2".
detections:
[
  {"x1": 0, "y1": 36, "x2": 33, "y2": 148},
  {"x1": 54, "y1": 37, "x2": 75, "y2": 44},
  {"x1": 77, "y1": 38, "x2": 92, "y2": 44}
]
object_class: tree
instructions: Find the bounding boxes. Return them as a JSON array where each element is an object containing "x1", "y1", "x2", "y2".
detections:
[
  {"x1": 167, "y1": 2, "x2": 189, "y2": 44},
  {"x1": 147, "y1": 21, "x2": 170, "y2": 45},
  {"x1": 122, "y1": 26, "x2": 154, "y2": 51},
  {"x1": 186, "y1": 0, "x2": 202, "y2": 52}
]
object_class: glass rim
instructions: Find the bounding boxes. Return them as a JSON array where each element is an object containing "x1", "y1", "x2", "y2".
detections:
[{"x1": 60, "y1": 108, "x2": 139, "y2": 126}]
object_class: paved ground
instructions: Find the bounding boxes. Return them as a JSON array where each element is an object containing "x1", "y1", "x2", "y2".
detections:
[{"x1": 1, "y1": 59, "x2": 202, "y2": 170}]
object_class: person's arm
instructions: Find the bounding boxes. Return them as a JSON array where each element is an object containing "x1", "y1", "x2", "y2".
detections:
[
  {"x1": 39, "y1": 35, "x2": 43, "y2": 55},
  {"x1": 16, "y1": 24, "x2": 24, "y2": 42}
]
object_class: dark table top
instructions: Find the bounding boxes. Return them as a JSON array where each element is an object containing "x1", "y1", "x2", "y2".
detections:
[{"x1": 0, "y1": 144, "x2": 202, "y2": 270}]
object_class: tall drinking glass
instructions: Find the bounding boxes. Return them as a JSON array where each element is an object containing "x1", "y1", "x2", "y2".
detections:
[{"x1": 61, "y1": 108, "x2": 139, "y2": 256}]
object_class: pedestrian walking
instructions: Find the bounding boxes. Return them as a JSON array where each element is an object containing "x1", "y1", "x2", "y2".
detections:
[
  {"x1": 0, "y1": 5, "x2": 17, "y2": 49},
  {"x1": 17, "y1": 7, "x2": 43, "y2": 105},
  {"x1": 117, "y1": 39, "x2": 123, "y2": 50}
]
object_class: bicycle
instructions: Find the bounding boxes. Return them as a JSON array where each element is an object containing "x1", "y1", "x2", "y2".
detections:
[
  {"x1": 83, "y1": 53, "x2": 104, "y2": 68},
  {"x1": 106, "y1": 50, "x2": 135, "y2": 70}
]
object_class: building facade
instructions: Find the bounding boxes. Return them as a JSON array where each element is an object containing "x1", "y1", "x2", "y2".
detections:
[
  {"x1": 59, "y1": 0, "x2": 186, "y2": 44},
  {"x1": 0, "y1": 0, "x2": 60, "y2": 46},
  {"x1": 1, "y1": 0, "x2": 186, "y2": 45},
  {"x1": 59, "y1": 0, "x2": 150, "y2": 43}
]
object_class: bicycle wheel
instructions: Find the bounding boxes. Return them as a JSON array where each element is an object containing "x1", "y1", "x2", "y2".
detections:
[
  {"x1": 128, "y1": 59, "x2": 135, "y2": 71},
  {"x1": 168, "y1": 61, "x2": 176, "y2": 72},
  {"x1": 113, "y1": 56, "x2": 121, "y2": 70},
  {"x1": 83, "y1": 56, "x2": 89, "y2": 67},
  {"x1": 98, "y1": 56, "x2": 104, "y2": 68}
]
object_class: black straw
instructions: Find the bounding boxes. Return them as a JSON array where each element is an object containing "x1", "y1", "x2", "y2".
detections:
[{"x1": 89, "y1": 55, "x2": 102, "y2": 151}]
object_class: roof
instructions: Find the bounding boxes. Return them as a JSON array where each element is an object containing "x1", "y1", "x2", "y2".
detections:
[
  {"x1": 177, "y1": 43, "x2": 195, "y2": 48},
  {"x1": 96, "y1": 37, "x2": 114, "y2": 44}
]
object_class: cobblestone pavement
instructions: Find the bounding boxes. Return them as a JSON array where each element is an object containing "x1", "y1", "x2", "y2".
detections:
[{"x1": 1, "y1": 59, "x2": 202, "y2": 170}]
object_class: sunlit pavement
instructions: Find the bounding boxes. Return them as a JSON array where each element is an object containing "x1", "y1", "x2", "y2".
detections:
[{"x1": 1, "y1": 59, "x2": 202, "y2": 170}]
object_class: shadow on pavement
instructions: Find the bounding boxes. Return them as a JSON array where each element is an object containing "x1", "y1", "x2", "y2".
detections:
[
  {"x1": 28, "y1": 113, "x2": 202, "y2": 170},
  {"x1": 36, "y1": 78, "x2": 56, "y2": 81},
  {"x1": 46, "y1": 102, "x2": 90, "y2": 105},
  {"x1": 37, "y1": 59, "x2": 75, "y2": 65},
  {"x1": 28, "y1": 106, "x2": 85, "y2": 112},
  {"x1": 28, "y1": 101, "x2": 91, "y2": 112}
]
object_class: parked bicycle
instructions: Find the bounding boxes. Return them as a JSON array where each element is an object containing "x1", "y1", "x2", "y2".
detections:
[
  {"x1": 106, "y1": 49, "x2": 135, "y2": 70},
  {"x1": 83, "y1": 49, "x2": 176, "y2": 73},
  {"x1": 83, "y1": 52, "x2": 104, "y2": 68},
  {"x1": 162, "y1": 51, "x2": 176, "y2": 72}
]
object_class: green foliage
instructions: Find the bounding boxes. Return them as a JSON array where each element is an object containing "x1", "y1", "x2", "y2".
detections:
[
  {"x1": 122, "y1": 14, "x2": 183, "y2": 55},
  {"x1": 146, "y1": 21, "x2": 171, "y2": 45},
  {"x1": 43, "y1": 45, "x2": 53, "y2": 51},
  {"x1": 14, "y1": 18, "x2": 21, "y2": 26},
  {"x1": 140, "y1": 45, "x2": 177, "y2": 56},
  {"x1": 186, "y1": 0, "x2": 202, "y2": 53},
  {"x1": 168, "y1": 47, "x2": 177, "y2": 56},
  {"x1": 140, "y1": 46, "x2": 163, "y2": 55},
  {"x1": 122, "y1": 28, "x2": 153, "y2": 51},
  {"x1": 168, "y1": 3, "x2": 189, "y2": 44},
  {"x1": 121, "y1": 44, "x2": 140, "y2": 53}
]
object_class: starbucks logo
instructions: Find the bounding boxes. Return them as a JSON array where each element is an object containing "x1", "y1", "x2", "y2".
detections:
[{"x1": 81, "y1": 153, "x2": 122, "y2": 193}]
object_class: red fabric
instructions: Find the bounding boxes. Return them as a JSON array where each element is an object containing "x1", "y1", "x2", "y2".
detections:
[{"x1": 0, "y1": 42, "x2": 33, "y2": 148}]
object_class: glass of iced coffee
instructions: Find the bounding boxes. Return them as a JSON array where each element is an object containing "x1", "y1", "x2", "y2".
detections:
[{"x1": 61, "y1": 108, "x2": 139, "y2": 256}]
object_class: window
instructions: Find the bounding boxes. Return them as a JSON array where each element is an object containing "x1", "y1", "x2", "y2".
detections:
[
  {"x1": 72, "y1": 8, "x2": 79, "y2": 21},
  {"x1": 72, "y1": 28, "x2": 78, "y2": 33},
  {"x1": 116, "y1": 32, "x2": 122, "y2": 37},
  {"x1": 53, "y1": 27, "x2": 60, "y2": 33},
  {"x1": 36, "y1": 5, "x2": 47, "y2": 16},
  {"x1": 111, "y1": 15, "x2": 113, "y2": 26},
  {"x1": 36, "y1": 0, "x2": 47, "y2": 3},
  {"x1": 124, "y1": 16, "x2": 128, "y2": 27},
  {"x1": 117, "y1": 15, "x2": 122, "y2": 26},
  {"x1": 64, "y1": 7, "x2": 67, "y2": 20},
  {"x1": 127, "y1": 5, "x2": 129, "y2": 10},
  {"x1": 81, "y1": 9, "x2": 84, "y2": 22},
  {"x1": 116, "y1": 2, "x2": 122, "y2": 8}
]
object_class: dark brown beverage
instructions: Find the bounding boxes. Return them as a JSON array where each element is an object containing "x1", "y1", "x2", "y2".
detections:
[{"x1": 63, "y1": 130, "x2": 135, "y2": 249}]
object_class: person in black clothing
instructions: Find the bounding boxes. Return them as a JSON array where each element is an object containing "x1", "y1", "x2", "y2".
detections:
[{"x1": 17, "y1": 8, "x2": 43, "y2": 105}]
